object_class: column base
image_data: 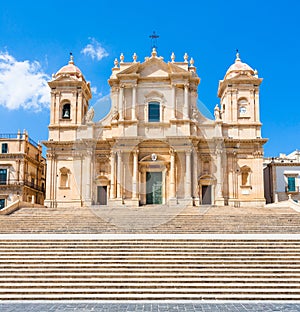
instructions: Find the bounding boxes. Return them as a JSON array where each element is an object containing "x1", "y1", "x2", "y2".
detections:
[
  {"x1": 108, "y1": 198, "x2": 124, "y2": 207},
  {"x1": 193, "y1": 197, "x2": 200, "y2": 206},
  {"x1": 228, "y1": 198, "x2": 266, "y2": 208},
  {"x1": 124, "y1": 198, "x2": 139, "y2": 207},
  {"x1": 215, "y1": 197, "x2": 225, "y2": 206},
  {"x1": 84, "y1": 199, "x2": 92, "y2": 207},
  {"x1": 168, "y1": 198, "x2": 178, "y2": 206}
]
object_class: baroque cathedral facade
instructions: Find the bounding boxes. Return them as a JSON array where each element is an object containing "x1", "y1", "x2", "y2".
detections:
[{"x1": 44, "y1": 49, "x2": 267, "y2": 208}]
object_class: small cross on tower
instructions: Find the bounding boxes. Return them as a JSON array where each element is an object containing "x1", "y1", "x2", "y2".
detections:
[{"x1": 149, "y1": 31, "x2": 159, "y2": 51}]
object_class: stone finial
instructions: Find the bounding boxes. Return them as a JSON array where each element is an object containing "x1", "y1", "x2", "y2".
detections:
[
  {"x1": 254, "y1": 69, "x2": 258, "y2": 77},
  {"x1": 184, "y1": 52, "x2": 189, "y2": 63},
  {"x1": 190, "y1": 57, "x2": 195, "y2": 66},
  {"x1": 69, "y1": 52, "x2": 74, "y2": 64},
  {"x1": 114, "y1": 58, "x2": 119, "y2": 68},
  {"x1": 120, "y1": 53, "x2": 124, "y2": 63},
  {"x1": 151, "y1": 48, "x2": 157, "y2": 58},
  {"x1": 171, "y1": 52, "x2": 175, "y2": 63},
  {"x1": 133, "y1": 53, "x2": 137, "y2": 62}
]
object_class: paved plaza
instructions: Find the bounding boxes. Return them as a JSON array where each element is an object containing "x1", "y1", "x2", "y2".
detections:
[{"x1": 0, "y1": 302, "x2": 300, "y2": 312}]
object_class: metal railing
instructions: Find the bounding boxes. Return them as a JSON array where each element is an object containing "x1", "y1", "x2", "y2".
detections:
[
  {"x1": 285, "y1": 186, "x2": 300, "y2": 193},
  {"x1": 0, "y1": 133, "x2": 19, "y2": 139},
  {"x1": 0, "y1": 133, "x2": 39, "y2": 148},
  {"x1": 0, "y1": 179, "x2": 45, "y2": 192}
]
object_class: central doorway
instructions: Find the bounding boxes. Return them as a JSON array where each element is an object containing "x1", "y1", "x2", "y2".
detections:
[
  {"x1": 97, "y1": 186, "x2": 107, "y2": 205},
  {"x1": 202, "y1": 185, "x2": 212, "y2": 205},
  {"x1": 146, "y1": 172, "x2": 162, "y2": 204}
]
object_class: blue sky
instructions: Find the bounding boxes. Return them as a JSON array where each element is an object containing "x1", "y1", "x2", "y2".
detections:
[{"x1": 0, "y1": 0, "x2": 299, "y2": 157}]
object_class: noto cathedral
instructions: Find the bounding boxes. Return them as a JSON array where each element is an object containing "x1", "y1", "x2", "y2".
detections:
[{"x1": 44, "y1": 49, "x2": 267, "y2": 208}]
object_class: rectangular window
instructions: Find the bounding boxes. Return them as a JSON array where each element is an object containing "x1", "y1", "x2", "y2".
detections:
[
  {"x1": 0, "y1": 199, "x2": 5, "y2": 210},
  {"x1": 148, "y1": 102, "x2": 160, "y2": 122},
  {"x1": 0, "y1": 169, "x2": 7, "y2": 185},
  {"x1": 1, "y1": 143, "x2": 8, "y2": 154},
  {"x1": 288, "y1": 177, "x2": 296, "y2": 192}
]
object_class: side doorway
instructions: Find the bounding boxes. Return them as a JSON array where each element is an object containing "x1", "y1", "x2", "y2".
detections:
[
  {"x1": 97, "y1": 186, "x2": 107, "y2": 205},
  {"x1": 201, "y1": 185, "x2": 212, "y2": 205}
]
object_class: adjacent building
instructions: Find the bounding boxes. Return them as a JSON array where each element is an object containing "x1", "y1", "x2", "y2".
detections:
[
  {"x1": 0, "y1": 130, "x2": 46, "y2": 209},
  {"x1": 44, "y1": 49, "x2": 267, "y2": 208},
  {"x1": 264, "y1": 150, "x2": 300, "y2": 203}
]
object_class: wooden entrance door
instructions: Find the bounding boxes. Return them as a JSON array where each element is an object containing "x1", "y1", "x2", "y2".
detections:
[
  {"x1": 97, "y1": 186, "x2": 107, "y2": 205},
  {"x1": 146, "y1": 172, "x2": 162, "y2": 204}
]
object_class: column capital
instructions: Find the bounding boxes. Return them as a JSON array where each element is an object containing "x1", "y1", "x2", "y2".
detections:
[
  {"x1": 133, "y1": 148, "x2": 139, "y2": 155},
  {"x1": 169, "y1": 148, "x2": 175, "y2": 156}
]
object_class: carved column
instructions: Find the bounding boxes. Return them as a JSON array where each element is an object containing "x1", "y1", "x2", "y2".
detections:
[
  {"x1": 171, "y1": 84, "x2": 176, "y2": 119},
  {"x1": 132, "y1": 149, "x2": 139, "y2": 199},
  {"x1": 117, "y1": 151, "x2": 122, "y2": 199},
  {"x1": 184, "y1": 83, "x2": 189, "y2": 118},
  {"x1": 119, "y1": 85, "x2": 124, "y2": 121},
  {"x1": 185, "y1": 150, "x2": 192, "y2": 198},
  {"x1": 110, "y1": 151, "x2": 116, "y2": 199},
  {"x1": 132, "y1": 84, "x2": 137, "y2": 120},
  {"x1": 84, "y1": 149, "x2": 92, "y2": 205},
  {"x1": 170, "y1": 149, "x2": 176, "y2": 198},
  {"x1": 193, "y1": 150, "x2": 199, "y2": 203},
  {"x1": 140, "y1": 168, "x2": 146, "y2": 205},
  {"x1": 215, "y1": 142, "x2": 224, "y2": 206}
]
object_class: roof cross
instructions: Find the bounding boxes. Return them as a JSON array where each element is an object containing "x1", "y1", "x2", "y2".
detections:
[{"x1": 149, "y1": 31, "x2": 159, "y2": 51}]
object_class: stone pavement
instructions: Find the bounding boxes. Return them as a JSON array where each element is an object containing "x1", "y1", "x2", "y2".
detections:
[{"x1": 0, "y1": 302, "x2": 300, "y2": 312}]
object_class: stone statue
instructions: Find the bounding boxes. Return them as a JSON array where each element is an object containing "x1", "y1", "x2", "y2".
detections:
[
  {"x1": 214, "y1": 104, "x2": 221, "y2": 120},
  {"x1": 85, "y1": 107, "x2": 95, "y2": 123},
  {"x1": 192, "y1": 108, "x2": 198, "y2": 120},
  {"x1": 111, "y1": 109, "x2": 119, "y2": 121}
]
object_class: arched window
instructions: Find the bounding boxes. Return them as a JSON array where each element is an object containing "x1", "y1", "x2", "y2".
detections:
[
  {"x1": 148, "y1": 101, "x2": 160, "y2": 122},
  {"x1": 62, "y1": 103, "x2": 71, "y2": 119},
  {"x1": 238, "y1": 98, "x2": 248, "y2": 118}
]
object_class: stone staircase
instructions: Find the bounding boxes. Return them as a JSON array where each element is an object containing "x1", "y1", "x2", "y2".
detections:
[
  {"x1": 0, "y1": 205, "x2": 299, "y2": 233},
  {"x1": 0, "y1": 237, "x2": 300, "y2": 300}
]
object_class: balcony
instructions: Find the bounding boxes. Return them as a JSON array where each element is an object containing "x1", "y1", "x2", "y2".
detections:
[
  {"x1": 0, "y1": 179, "x2": 45, "y2": 192},
  {"x1": 285, "y1": 186, "x2": 300, "y2": 193}
]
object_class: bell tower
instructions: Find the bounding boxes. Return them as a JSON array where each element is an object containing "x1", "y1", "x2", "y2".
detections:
[
  {"x1": 48, "y1": 53, "x2": 92, "y2": 141},
  {"x1": 218, "y1": 51, "x2": 262, "y2": 139},
  {"x1": 218, "y1": 52, "x2": 267, "y2": 207}
]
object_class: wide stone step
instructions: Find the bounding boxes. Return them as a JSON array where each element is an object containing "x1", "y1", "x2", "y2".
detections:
[
  {"x1": 1, "y1": 293, "x2": 300, "y2": 300},
  {"x1": 1, "y1": 277, "x2": 300, "y2": 283},
  {"x1": 2, "y1": 255, "x2": 300, "y2": 260},
  {"x1": 2, "y1": 272, "x2": 300, "y2": 278},
  {"x1": 0, "y1": 236, "x2": 299, "y2": 300},
  {"x1": 0, "y1": 282, "x2": 300, "y2": 289}
]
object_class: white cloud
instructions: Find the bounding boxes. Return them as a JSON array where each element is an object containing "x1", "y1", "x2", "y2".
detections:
[
  {"x1": 0, "y1": 51, "x2": 50, "y2": 111},
  {"x1": 81, "y1": 38, "x2": 109, "y2": 61},
  {"x1": 90, "y1": 86, "x2": 98, "y2": 95}
]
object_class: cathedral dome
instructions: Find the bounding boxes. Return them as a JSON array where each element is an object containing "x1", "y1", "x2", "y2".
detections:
[
  {"x1": 55, "y1": 54, "x2": 84, "y2": 80},
  {"x1": 224, "y1": 52, "x2": 254, "y2": 79}
]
